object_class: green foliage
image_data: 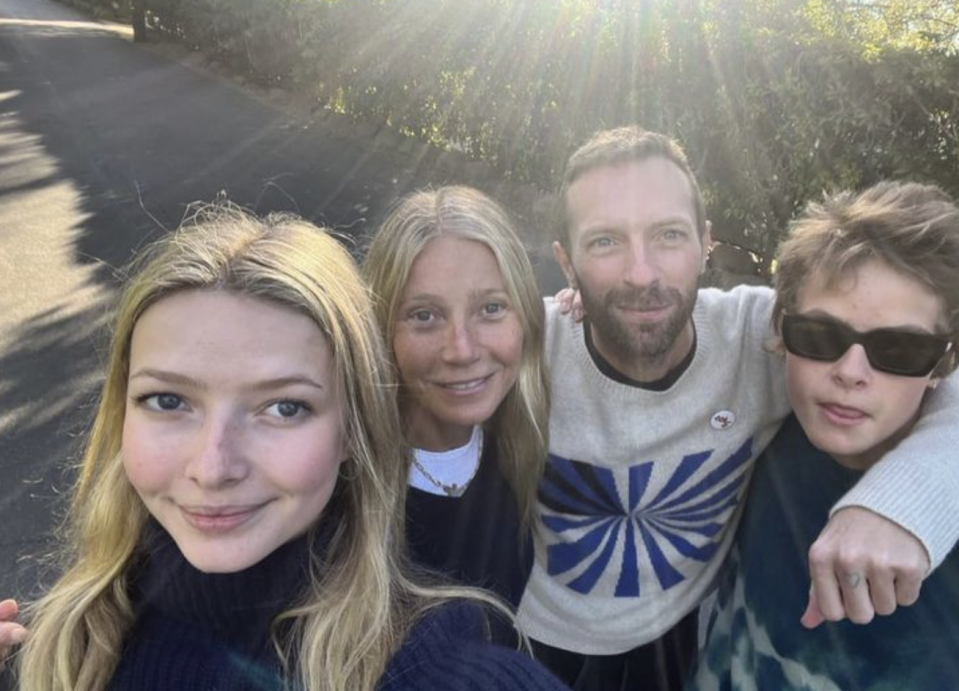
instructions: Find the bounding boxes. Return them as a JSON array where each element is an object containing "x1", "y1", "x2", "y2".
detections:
[
  {"x1": 132, "y1": 0, "x2": 959, "y2": 266},
  {"x1": 804, "y1": 0, "x2": 959, "y2": 56}
]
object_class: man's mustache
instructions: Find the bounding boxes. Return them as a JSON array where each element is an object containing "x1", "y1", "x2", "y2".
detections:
[{"x1": 606, "y1": 286, "x2": 677, "y2": 311}]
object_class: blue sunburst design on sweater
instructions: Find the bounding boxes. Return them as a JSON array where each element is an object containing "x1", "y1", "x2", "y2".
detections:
[{"x1": 539, "y1": 438, "x2": 753, "y2": 598}]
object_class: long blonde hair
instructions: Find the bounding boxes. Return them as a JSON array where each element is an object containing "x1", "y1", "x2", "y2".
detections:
[
  {"x1": 17, "y1": 205, "x2": 468, "y2": 691},
  {"x1": 362, "y1": 186, "x2": 550, "y2": 528}
]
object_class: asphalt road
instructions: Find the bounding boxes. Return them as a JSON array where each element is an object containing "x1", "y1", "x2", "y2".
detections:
[{"x1": 0, "y1": 0, "x2": 563, "y2": 601}]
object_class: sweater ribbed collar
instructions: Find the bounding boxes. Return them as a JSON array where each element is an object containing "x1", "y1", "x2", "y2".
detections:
[{"x1": 131, "y1": 519, "x2": 323, "y2": 659}]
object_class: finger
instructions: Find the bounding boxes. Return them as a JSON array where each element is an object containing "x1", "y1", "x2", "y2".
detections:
[
  {"x1": 801, "y1": 591, "x2": 825, "y2": 629},
  {"x1": 839, "y1": 571, "x2": 874, "y2": 624},
  {"x1": 808, "y1": 560, "x2": 845, "y2": 622},
  {"x1": 894, "y1": 572, "x2": 922, "y2": 608},
  {"x1": 868, "y1": 572, "x2": 898, "y2": 617},
  {"x1": 0, "y1": 623, "x2": 28, "y2": 647},
  {"x1": 0, "y1": 600, "x2": 17, "y2": 621}
]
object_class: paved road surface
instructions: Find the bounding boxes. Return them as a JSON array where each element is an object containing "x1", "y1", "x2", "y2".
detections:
[{"x1": 0, "y1": 0, "x2": 561, "y2": 600}]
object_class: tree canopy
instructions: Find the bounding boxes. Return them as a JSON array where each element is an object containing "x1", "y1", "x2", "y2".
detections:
[{"x1": 113, "y1": 0, "x2": 959, "y2": 266}]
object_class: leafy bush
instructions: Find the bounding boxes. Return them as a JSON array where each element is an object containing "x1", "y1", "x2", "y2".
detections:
[{"x1": 129, "y1": 0, "x2": 959, "y2": 264}]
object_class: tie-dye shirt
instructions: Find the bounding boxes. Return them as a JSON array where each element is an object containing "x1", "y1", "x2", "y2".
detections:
[
  {"x1": 518, "y1": 285, "x2": 959, "y2": 656},
  {"x1": 689, "y1": 416, "x2": 959, "y2": 691}
]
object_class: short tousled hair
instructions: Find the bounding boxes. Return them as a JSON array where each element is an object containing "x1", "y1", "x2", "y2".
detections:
[
  {"x1": 558, "y1": 126, "x2": 707, "y2": 247},
  {"x1": 773, "y1": 181, "x2": 959, "y2": 375}
]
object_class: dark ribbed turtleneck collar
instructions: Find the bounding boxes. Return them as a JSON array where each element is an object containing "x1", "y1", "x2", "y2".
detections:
[{"x1": 130, "y1": 520, "x2": 324, "y2": 659}]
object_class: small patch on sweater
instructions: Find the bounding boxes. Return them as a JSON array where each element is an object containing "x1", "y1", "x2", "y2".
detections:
[{"x1": 710, "y1": 410, "x2": 736, "y2": 430}]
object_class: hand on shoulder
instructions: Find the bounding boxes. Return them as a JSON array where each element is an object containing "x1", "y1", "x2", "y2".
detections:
[{"x1": 554, "y1": 287, "x2": 583, "y2": 323}]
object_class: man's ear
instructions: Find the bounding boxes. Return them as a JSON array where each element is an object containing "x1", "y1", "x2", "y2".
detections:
[
  {"x1": 701, "y1": 220, "x2": 713, "y2": 273},
  {"x1": 553, "y1": 240, "x2": 577, "y2": 289}
]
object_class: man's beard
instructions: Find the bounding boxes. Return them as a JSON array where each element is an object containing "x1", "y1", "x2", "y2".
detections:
[{"x1": 579, "y1": 279, "x2": 697, "y2": 367}]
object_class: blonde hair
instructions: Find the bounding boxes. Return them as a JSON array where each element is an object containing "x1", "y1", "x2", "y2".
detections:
[
  {"x1": 773, "y1": 181, "x2": 959, "y2": 376},
  {"x1": 17, "y1": 205, "x2": 480, "y2": 691},
  {"x1": 362, "y1": 186, "x2": 549, "y2": 529}
]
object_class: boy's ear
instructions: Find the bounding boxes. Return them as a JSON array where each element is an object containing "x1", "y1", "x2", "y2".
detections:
[
  {"x1": 931, "y1": 350, "x2": 957, "y2": 381},
  {"x1": 771, "y1": 335, "x2": 786, "y2": 358}
]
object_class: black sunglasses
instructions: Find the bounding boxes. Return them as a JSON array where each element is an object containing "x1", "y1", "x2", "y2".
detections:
[{"x1": 781, "y1": 313, "x2": 953, "y2": 377}]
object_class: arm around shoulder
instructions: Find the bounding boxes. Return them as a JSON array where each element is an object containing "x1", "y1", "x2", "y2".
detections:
[
  {"x1": 831, "y1": 375, "x2": 959, "y2": 569},
  {"x1": 805, "y1": 376, "x2": 959, "y2": 627}
]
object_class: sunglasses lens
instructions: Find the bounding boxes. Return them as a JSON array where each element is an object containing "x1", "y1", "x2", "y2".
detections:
[
  {"x1": 866, "y1": 331, "x2": 948, "y2": 376},
  {"x1": 783, "y1": 314, "x2": 950, "y2": 377},
  {"x1": 782, "y1": 316, "x2": 848, "y2": 361}
]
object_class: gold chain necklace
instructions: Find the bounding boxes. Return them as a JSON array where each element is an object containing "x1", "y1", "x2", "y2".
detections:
[{"x1": 411, "y1": 432, "x2": 484, "y2": 497}]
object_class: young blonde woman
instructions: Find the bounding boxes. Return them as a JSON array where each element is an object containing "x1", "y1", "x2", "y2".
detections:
[
  {"x1": 363, "y1": 186, "x2": 549, "y2": 610},
  {"x1": 0, "y1": 206, "x2": 568, "y2": 691}
]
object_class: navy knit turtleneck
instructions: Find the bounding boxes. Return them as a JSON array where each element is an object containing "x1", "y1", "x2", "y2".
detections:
[
  {"x1": 104, "y1": 522, "x2": 569, "y2": 691},
  {"x1": 108, "y1": 521, "x2": 311, "y2": 690}
]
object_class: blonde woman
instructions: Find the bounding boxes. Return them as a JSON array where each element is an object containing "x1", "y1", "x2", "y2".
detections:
[
  {"x1": 0, "y1": 206, "x2": 568, "y2": 691},
  {"x1": 363, "y1": 186, "x2": 549, "y2": 610}
]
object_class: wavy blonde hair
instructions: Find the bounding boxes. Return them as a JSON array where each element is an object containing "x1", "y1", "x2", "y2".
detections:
[
  {"x1": 16, "y1": 205, "x2": 485, "y2": 691},
  {"x1": 362, "y1": 186, "x2": 550, "y2": 529}
]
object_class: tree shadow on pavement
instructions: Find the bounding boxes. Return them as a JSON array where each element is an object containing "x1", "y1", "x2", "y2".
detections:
[
  {"x1": 0, "y1": 301, "x2": 107, "y2": 599},
  {"x1": 0, "y1": 7, "x2": 565, "y2": 599},
  {"x1": 0, "y1": 15, "x2": 437, "y2": 597}
]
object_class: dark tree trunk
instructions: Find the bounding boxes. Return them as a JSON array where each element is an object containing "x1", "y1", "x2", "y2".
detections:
[{"x1": 132, "y1": 0, "x2": 147, "y2": 42}]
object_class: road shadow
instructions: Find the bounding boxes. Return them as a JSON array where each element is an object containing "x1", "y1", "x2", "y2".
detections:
[
  {"x1": 0, "y1": 301, "x2": 106, "y2": 599},
  {"x1": 0, "y1": 10, "x2": 565, "y2": 597}
]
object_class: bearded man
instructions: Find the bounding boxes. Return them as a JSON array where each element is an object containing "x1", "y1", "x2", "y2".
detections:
[{"x1": 518, "y1": 126, "x2": 959, "y2": 691}]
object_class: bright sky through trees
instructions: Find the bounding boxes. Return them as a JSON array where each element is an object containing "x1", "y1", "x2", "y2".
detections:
[{"x1": 133, "y1": 0, "x2": 959, "y2": 265}]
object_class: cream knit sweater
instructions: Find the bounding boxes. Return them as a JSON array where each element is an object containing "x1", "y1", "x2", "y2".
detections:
[{"x1": 518, "y1": 285, "x2": 959, "y2": 654}]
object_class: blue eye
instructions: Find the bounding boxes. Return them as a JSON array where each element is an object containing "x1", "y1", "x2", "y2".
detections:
[
  {"x1": 266, "y1": 400, "x2": 309, "y2": 419},
  {"x1": 662, "y1": 228, "x2": 686, "y2": 241},
  {"x1": 139, "y1": 393, "x2": 185, "y2": 411},
  {"x1": 483, "y1": 302, "x2": 507, "y2": 317}
]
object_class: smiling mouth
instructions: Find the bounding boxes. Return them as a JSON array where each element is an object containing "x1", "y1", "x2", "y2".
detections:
[
  {"x1": 615, "y1": 303, "x2": 671, "y2": 321},
  {"x1": 179, "y1": 503, "x2": 268, "y2": 533},
  {"x1": 617, "y1": 301, "x2": 670, "y2": 311},
  {"x1": 435, "y1": 374, "x2": 494, "y2": 393}
]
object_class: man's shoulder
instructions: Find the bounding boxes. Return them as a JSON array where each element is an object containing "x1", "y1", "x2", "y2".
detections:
[
  {"x1": 543, "y1": 296, "x2": 580, "y2": 343},
  {"x1": 543, "y1": 295, "x2": 563, "y2": 319},
  {"x1": 695, "y1": 284, "x2": 774, "y2": 332},
  {"x1": 697, "y1": 283, "x2": 773, "y2": 307}
]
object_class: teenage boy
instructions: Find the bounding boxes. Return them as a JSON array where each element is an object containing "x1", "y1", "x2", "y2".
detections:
[
  {"x1": 691, "y1": 181, "x2": 959, "y2": 690},
  {"x1": 518, "y1": 128, "x2": 959, "y2": 690}
]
